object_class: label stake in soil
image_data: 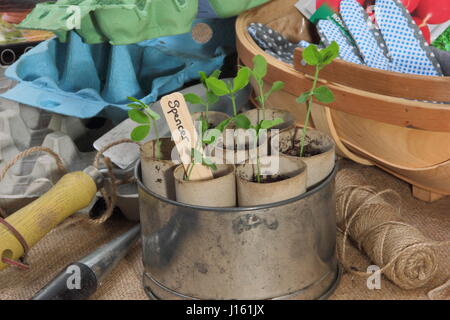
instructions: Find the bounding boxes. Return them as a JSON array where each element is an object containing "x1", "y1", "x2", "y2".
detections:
[{"x1": 160, "y1": 93, "x2": 213, "y2": 181}]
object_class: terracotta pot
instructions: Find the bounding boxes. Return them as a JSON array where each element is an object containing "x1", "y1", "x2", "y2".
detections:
[
  {"x1": 236, "y1": 156, "x2": 307, "y2": 206},
  {"x1": 278, "y1": 128, "x2": 335, "y2": 188},
  {"x1": 174, "y1": 164, "x2": 236, "y2": 207},
  {"x1": 141, "y1": 138, "x2": 177, "y2": 200},
  {"x1": 242, "y1": 108, "x2": 295, "y2": 131}
]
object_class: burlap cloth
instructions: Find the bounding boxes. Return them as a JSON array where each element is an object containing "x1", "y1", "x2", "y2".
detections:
[{"x1": 1, "y1": 159, "x2": 449, "y2": 300}]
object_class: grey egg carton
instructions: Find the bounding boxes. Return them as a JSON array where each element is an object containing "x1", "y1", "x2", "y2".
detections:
[{"x1": 0, "y1": 67, "x2": 139, "y2": 220}]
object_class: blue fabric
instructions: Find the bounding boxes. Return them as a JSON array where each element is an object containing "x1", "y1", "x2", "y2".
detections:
[
  {"x1": 319, "y1": 0, "x2": 443, "y2": 76},
  {"x1": 1, "y1": 18, "x2": 235, "y2": 122}
]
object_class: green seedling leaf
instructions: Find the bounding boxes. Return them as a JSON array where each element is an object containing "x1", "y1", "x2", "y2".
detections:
[
  {"x1": 131, "y1": 125, "x2": 150, "y2": 142},
  {"x1": 264, "y1": 81, "x2": 285, "y2": 101},
  {"x1": 296, "y1": 92, "x2": 311, "y2": 103},
  {"x1": 260, "y1": 117, "x2": 284, "y2": 130},
  {"x1": 216, "y1": 118, "x2": 232, "y2": 132},
  {"x1": 127, "y1": 96, "x2": 146, "y2": 107},
  {"x1": 319, "y1": 41, "x2": 339, "y2": 66},
  {"x1": 146, "y1": 108, "x2": 161, "y2": 121},
  {"x1": 252, "y1": 55, "x2": 267, "y2": 80},
  {"x1": 184, "y1": 93, "x2": 204, "y2": 105},
  {"x1": 199, "y1": 71, "x2": 208, "y2": 84},
  {"x1": 256, "y1": 96, "x2": 263, "y2": 106},
  {"x1": 127, "y1": 96, "x2": 141, "y2": 103},
  {"x1": 271, "y1": 81, "x2": 285, "y2": 92},
  {"x1": 191, "y1": 148, "x2": 203, "y2": 164},
  {"x1": 232, "y1": 67, "x2": 251, "y2": 93},
  {"x1": 202, "y1": 128, "x2": 221, "y2": 145},
  {"x1": 313, "y1": 86, "x2": 335, "y2": 103},
  {"x1": 128, "y1": 109, "x2": 149, "y2": 124},
  {"x1": 202, "y1": 157, "x2": 217, "y2": 171},
  {"x1": 200, "y1": 116, "x2": 209, "y2": 135},
  {"x1": 303, "y1": 45, "x2": 321, "y2": 66},
  {"x1": 206, "y1": 77, "x2": 230, "y2": 96},
  {"x1": 210, "y1": 69, "x2": 222, "y2": 79},
  {"x1": 127, "y1": 103, "x2": 142, "y2": 110},
  {"x1": 233, "y1": 114, "x2": 252, "y2": 129},
  {"x1": 206, "y1": 91, "x2": 219, "y2": 105}
]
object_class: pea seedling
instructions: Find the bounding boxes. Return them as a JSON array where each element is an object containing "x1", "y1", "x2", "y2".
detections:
[
  {"x1": 296, "y1": 41, "x2": 339, "y2": 157},
  {"x1": 206, "y1": 67, "x2": 251, "y2": 116},
  {"x1": 251, "y1": 54, "x2": 285, "y2": 117},
  {"x1": 127, "y1": 97, "x2": 162, "y2": 159},
  {"x1": 234, "y1": 116, "x2": 283, "y2": 183},
  {"x1": 184, "y1": 70, "x2": 221, "y2": 127}
]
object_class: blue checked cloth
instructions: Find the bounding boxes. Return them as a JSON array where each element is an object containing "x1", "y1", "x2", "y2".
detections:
[{"x1": 249, "y1": 0, "x2": 449, "y2": 77}]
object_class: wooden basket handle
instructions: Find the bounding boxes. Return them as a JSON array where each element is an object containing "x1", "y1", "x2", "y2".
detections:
[
  {"x1": 310, "y1": 104, "x2": 374, "y2": 166},
  {"x1": 293, "y1": 47, "x2": 450, "y2": 102}
]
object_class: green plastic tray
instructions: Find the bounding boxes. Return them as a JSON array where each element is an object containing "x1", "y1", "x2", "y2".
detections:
[
  {"x1": 208, "y1": 0, "x2": 269, "y2": 18},
  {"x1": 19, "y1": 0, "x2": 199, "y2": 45}
]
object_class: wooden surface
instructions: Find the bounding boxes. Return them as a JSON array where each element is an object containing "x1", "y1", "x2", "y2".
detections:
[
  {"x1": 413, "y1": 186, "x2": 445, "y2": 203},
  {"x1": 236, "y1": 3, "x2": 450, "y2": 133},
  {"x1": 293, "y1": 48, "x2": 450, "y2": 102}
]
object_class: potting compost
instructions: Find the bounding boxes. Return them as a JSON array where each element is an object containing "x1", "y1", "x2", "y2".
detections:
[{"x1": 0, "y1": 0, "x2": 449, "y2": 301}]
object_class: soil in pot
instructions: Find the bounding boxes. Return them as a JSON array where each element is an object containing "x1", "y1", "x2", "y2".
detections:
[
  {"x1": 192, "y1": 111, "x2": 230, "y2": 129},
  {"x1": 173, "y1": 164, "x2": 236, "y2": 207},
  {"x1": 211, "y1": 124, "x2": 270, "y2": 166},
  {"x1": 141, "y1": 137, "x2": 177, "y2": 200},
  {"x1": 236, "y1": 156, "x2": 307, "y2": 206},
  {"x1": 277, "y1": 127, "x2": 335, "y2": 188},
  {"x1": 242, "y1": 108, "x2": 295, "y2": 131}
]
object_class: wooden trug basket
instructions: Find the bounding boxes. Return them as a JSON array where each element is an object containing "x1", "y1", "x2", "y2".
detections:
[{"x1": 237, "y1": 0, "x2": 450, "y2": 202}]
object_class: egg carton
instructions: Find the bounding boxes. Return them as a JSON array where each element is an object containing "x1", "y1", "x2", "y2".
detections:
[{"x1": 0, "y1": 67, "x2": 139, "y2": 220}]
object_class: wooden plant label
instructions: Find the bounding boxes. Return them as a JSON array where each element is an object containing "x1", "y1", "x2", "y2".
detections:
[{"x1": 160, "y1": 92, "x2": 213, "y2": 181}]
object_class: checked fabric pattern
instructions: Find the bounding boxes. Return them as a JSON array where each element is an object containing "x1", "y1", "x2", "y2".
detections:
[
  {"x1": 316, "y1": 19, "x2": 364, "y2": 65},
  {"x1": 248, "y1": 23, "x2": 298, "y2": 64},
  {"x1": 248, "y1": 0, "x2": 445, "y2": 77},
  {"x1": 322, "y1": 0, "x2": 443, "y2": 76},
  {"x1": 375, "y1": 0, "x2": 442, "y2": 75}
]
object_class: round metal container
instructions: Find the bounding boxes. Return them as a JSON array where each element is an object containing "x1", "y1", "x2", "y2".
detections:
[{"x1": 136, "y1": 161, "x2": 340, "y2": 300}]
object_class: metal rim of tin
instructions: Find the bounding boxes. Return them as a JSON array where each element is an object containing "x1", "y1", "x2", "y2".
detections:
[
  {"x1": 135, "y1": 160, "x2": 339, "y2": 211},
  {"x1": 142, "y1": 265, "x2": 342, "y2": 300}
]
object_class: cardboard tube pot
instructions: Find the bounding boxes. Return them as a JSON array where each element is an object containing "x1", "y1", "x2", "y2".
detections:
[
  {"x1": 278, "y1": 128, "x2": 335, "y2": 188},
  {"x1": 141, "y1": 138, "x2": 177, "y2": 200},
  {"x1": 242, "y1": 108, "x2": 295, "y2": 131},
  {"x1": 236, "y1": 156, "x2": 307, "y2": 206},
  {"x1": 174, "y1": 164, "x2": 236, "y2": 207},
  {"x1": 192, "y1": 111, "x2": 230, "y2": 128},
  {"x1": 211, "y1": 127, "x2": 269, "y2": 166}
]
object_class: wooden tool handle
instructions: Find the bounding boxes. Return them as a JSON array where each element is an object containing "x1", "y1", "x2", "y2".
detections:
[{"x1": 0, "y1": 171, "x2": 97, "y2": 271}]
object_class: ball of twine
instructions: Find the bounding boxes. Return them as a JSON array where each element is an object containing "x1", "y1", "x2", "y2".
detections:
[{"x1": 336, "y1": 173, "x2": 449, "y2": 290}]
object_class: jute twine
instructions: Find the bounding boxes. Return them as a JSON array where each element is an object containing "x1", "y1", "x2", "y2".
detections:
[
  {"x1": 91, "y1": 138, "x2": 141, "y2": 224},
  {"x1": 0, "y1": 139, "x2": 140, "y2": 269},
  {"x1": 336, "y1": 173, "x2": 450, "y2": 290}
]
